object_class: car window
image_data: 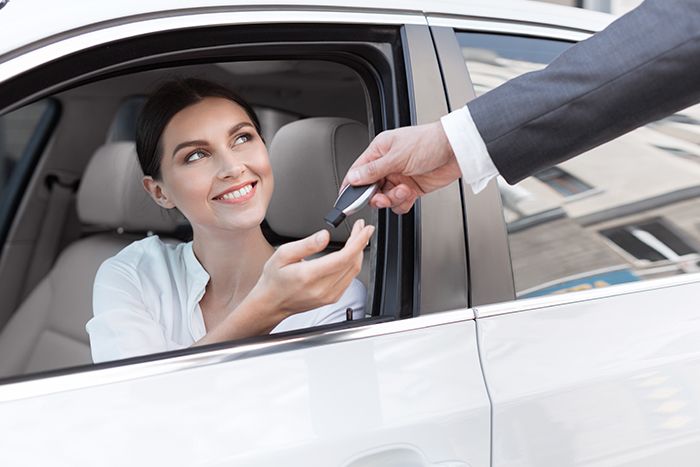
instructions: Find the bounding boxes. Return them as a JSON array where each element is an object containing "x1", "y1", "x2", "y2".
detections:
[
  {"x1": 0, "y1": 21, "x2": 418, "y2": 380},
  {"x1": 459, "y1": 31, "x2": 700, "y2": 298}
]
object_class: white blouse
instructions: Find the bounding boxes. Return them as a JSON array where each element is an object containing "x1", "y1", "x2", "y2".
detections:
[{"x1": 86, "y1": 236, "x2": 366, "y2": 363}]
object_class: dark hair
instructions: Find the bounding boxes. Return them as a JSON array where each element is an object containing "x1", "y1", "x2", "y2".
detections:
[{"x1": 135, "y1": 78, "x2": 262, "y2": 179}]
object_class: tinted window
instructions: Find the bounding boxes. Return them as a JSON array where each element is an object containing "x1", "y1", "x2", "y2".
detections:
[
  {"x1": 459, "y1": 31, "x2": 700, "y2": 298},
  {"x1": 0, "y1": 100, "x2": 53, "y2": 203}
]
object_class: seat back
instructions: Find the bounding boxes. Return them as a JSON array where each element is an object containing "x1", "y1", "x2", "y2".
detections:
[
  {"x1": 266, "y1": 117, "x2": 371, "y2": 243},
  {"x1": 0, "y1": 142, "x2": 180, "y2": 377}
]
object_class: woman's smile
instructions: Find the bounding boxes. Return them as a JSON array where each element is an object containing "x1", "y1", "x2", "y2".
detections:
[
  {"x1": 147, "y1": 96, "x2": 274, "y2": 232},
  {"x1": 213, "y1": 181, "x2": 258, "y2": 204}
]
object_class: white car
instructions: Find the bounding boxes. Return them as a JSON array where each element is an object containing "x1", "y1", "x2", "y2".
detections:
[{"x1": 1, "y1": 1, "x2": 699, "y2": 465}]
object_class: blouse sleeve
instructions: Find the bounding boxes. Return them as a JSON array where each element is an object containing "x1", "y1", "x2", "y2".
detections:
[{"x1": 86, "y1": 258, "x2": 185, "y2": 363}]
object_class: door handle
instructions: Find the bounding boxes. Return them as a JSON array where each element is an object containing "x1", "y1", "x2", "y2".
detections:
[{"x1": 342, "y1": 444, "x2": 470, "y2": 467}]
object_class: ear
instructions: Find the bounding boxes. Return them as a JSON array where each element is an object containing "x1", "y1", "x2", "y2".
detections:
[{"x1": 142, "y1": 176, "x2": 176, "y2": 209}]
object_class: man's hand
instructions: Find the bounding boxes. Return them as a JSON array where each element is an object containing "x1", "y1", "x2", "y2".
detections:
[{"x1": 342, "y1": 121, "x2": 460, "y2": 214}]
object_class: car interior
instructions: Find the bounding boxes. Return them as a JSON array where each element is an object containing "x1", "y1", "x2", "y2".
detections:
[{"x1": 0, "y1": 59, "x2": 377, "y2": 379}]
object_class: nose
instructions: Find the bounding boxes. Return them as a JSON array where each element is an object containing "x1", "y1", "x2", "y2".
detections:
[{"x1": 217, "y1": 151, "x2": 246, "y2": 180}]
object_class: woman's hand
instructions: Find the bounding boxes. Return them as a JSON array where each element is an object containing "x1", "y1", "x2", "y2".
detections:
[
  {"x1": 194, "y1": 220, "x2": 374, "y2": 346},
  {"x1": 249, "y1": 219, "x2": 375, "y2": 323}
]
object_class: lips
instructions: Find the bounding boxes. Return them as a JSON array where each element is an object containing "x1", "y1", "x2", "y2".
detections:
[{"x1": 213, "y1": 181, "x2": 257, "y2": 202}]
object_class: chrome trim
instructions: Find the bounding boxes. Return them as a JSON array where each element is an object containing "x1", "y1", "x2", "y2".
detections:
[
  {"x1": 0, "y1": 9, "x2": 426, "y2": 84},
  {"x1": 475, "y1": 272, "x2": 700, "y2": 318},
  {"x1": 0, "y1": 307, "x2": 474, "y2": 402},
  {"x1": 426, "y1": 16, "x2": 593, "y2": 42}
]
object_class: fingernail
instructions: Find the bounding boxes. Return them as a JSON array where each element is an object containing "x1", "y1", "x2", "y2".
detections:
[
  {"x1": 315, "y1": 230, "x2": 327, "y2": 245},
  {"x1": 358, "y1": 219, "x2": 365, "y2": 229},
  {"x1": 348, "y1": 170, "x2": 360, "y2": 184},
  {"x1": 395, "y1": 187, "x2": 407, "y2": 200}
]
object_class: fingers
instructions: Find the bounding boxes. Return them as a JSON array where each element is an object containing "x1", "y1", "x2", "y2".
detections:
[
  {"x1": 303, "y1": 220, "x2": 374, "y2": 277},
  {"x1": 272, "y1": 229, "x2": 330, "y2": 266},
  {"x1": 342, "y1": 133, "x2": 398, "y2": 188},
  {"x1": 345, "y1": 157, "x2": 395, "y2": 187},
  {"x1": 391, "y1": 198, "x2": 417, "y2": 215},
  {"x1": 368, "y1": 182, "x2": 418, "y2": 214},
  {"x1": 324, "y1": 221, "x2": 373, "y2": 300}
]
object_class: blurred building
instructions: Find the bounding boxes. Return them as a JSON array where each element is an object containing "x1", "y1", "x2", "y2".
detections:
[
  {"x1": 460, "y1": 29, "x2": 700, "y2": 297},
  {"x1": 539, "y1": 0, "x2": 642, "y2": 14}
]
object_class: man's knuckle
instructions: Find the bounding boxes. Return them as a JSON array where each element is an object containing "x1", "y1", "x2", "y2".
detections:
[{"x1": 366, "y1": 161, "x2": 378, "y2": 177}]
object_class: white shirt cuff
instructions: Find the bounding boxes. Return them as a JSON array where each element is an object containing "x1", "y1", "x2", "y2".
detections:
[{"x1": 441, "y1": 105, "x2": 499, "y2": 194}]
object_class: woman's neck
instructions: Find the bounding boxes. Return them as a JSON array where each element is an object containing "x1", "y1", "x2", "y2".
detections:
[{"x1": 191, "y1": 226, "x2": 274, "y2": 306}]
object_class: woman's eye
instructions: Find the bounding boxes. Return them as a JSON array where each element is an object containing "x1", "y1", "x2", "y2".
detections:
[
  {"x1": 185, "y1": 150, "x2": 207, "y2": 163},
  {"x1": 233, "y1": 133, "x2": 251, "y2": 146}
]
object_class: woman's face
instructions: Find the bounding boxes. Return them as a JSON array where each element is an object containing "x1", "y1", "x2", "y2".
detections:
[{"x1": 145, "y1": 97, "x2": 273, "y2": 234}]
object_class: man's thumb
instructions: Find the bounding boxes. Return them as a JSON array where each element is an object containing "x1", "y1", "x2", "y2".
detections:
[
  {"x1": 274, "y1": 230, "x2": 330, "y2": 266},
  {"x1": 346, "y1": 153, "x2": 395, "y2": 186}
]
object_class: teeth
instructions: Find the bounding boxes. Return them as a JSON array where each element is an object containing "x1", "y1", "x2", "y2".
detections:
[{"x1": 219, "y1": 184, "x2": 253, "y2": 200}]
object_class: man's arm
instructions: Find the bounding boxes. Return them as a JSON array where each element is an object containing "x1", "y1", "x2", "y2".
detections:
[
  {"x1": 468, "y1": 0, "x2": 700, "y2": 184},
  {"x1": 344, "y1": 0, "x2": 700, "y2": 213}
]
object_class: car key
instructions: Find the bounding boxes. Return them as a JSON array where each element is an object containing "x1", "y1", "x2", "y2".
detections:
[{"x1": 324, "y1": 183, "x2": 378, "y2": 228}]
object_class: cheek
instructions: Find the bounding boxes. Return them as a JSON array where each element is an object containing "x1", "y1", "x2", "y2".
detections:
[
  {"x1": 165, "y1": 169, "x2": 211, "y2": 209},
  {"x1": 252, "y1": 150, "x2": 274, "y2": 194}
]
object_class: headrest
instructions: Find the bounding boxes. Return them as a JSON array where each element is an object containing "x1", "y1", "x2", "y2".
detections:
[
  {"x1": 77, "y1": 142, "x2": 182, "y2": 233},
  {"x1": 267, "y1": 118, "x2": 371, "y2": 243},
  {"x1": 105, "y1": 97, "x2": 144, "y2": 142}
]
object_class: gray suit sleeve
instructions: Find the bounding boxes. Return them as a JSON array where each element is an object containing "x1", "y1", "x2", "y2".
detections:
[{"x1": 467, "y1": 0, "x2": 700, "y2": 184}]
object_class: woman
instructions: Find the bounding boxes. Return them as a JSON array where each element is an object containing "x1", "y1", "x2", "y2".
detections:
[{"x1": 86, "y1": 78, "x2": 374, "y2": 363}]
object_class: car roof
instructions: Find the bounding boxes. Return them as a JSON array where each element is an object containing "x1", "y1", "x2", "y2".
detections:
[{"x1": 1, "y1": 0, "x2": 613, "y2": 60}]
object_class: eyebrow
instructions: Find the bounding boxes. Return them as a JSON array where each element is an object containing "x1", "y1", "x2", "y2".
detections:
[{"x1": 171, "y1": 122, "x2": 255, "y2": 158}]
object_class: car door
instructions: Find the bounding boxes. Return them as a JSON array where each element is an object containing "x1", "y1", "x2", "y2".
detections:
[
  {"x1": 0, "y1": 5, "x2": 489, "y2": 466},
  {"x1": 430, "y1": 11, "x2": 700, "y2": 467}
]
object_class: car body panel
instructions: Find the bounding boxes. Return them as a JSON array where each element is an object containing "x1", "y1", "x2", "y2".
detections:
[
  {"x1": 0, "y1": 315, "x2": 490, "y2": 467},
  {"x1": 476, "y1": 275, "x2": 700, "y2": 466}
]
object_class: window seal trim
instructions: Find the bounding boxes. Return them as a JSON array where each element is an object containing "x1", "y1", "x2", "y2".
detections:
[{"x1": 426, "y1": 16, "x2": 593, "y2": 42}]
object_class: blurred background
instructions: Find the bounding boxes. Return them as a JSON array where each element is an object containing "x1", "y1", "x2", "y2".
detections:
[{"x1": 539, "y1": 0, "x2": 641, "y2": 14}]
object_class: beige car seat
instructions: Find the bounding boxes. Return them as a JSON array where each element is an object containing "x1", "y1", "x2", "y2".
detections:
[
  {"x1": 0, "y1": 142, "x2": 180, "y2": 377},
  {"x1": 266, "y1": 117, "x2": 373, "y2": 285}
]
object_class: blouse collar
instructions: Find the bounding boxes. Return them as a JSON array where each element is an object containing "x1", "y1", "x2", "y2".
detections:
[
  {"x1": 182, "y1": 241, "x2": 210, "y2": 339},
  {"x1": 183, "y1": 241, "x2": 210, "y2": 299}
]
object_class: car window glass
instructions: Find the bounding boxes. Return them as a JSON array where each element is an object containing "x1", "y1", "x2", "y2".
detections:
[
  {"x1": 0, "y1": 100, "x2": 52, "y2": 204},
  {"x1": 459, "y1": 31, "x2": 700, "y2": 298}
]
